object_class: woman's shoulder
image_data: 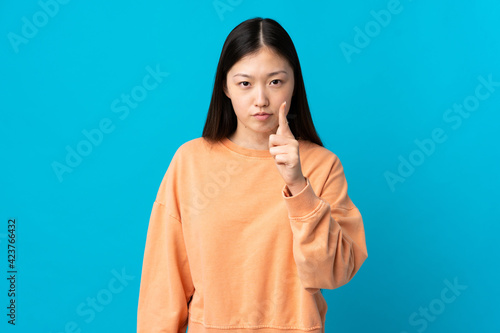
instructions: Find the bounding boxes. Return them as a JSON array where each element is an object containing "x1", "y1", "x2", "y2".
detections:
[
  {"x1": 298, "y1": 138, "x2": 339, "y2": 163},
  {"x1": 175, "y1": 137, "x2": 202, "y2": 152},
  {"x1": 170, "y1": 137, "x2": 221, "y2": 161},
  {"x1": 176, "y1": 136, "x2": 218, "y2": 153}
]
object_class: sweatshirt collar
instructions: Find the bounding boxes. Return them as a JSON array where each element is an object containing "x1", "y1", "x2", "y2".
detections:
[{"x1": 220, "y1": 137, "x2": 274, "y2": 158}]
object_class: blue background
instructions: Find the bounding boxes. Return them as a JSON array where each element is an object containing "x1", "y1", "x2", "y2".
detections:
[{"x1": 1, "y1": 0, "x2": 499, "y2": 332}]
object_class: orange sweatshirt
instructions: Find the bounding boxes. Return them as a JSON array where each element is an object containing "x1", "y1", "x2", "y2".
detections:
[{"x1": 137, "y1": 136, "x2": 368, "y2": 333}]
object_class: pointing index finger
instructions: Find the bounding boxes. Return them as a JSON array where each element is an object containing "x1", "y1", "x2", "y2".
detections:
[{"x1": 277, "y1": 101, "x2": 288, "y2": 135}]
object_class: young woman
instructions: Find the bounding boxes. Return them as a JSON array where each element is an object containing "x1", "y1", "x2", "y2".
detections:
[{"x1": 137, "y1": 17, "x2": 368, "y2": 333}]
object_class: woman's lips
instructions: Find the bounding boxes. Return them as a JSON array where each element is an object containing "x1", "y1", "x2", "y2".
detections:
[{"x1": 253, "y1": 114, "x2": 270, "y2": 120}]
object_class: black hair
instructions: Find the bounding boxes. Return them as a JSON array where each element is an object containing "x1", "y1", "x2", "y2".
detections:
[{"x1": 202, "y1": 17, "x2": 323, "y2": 147}]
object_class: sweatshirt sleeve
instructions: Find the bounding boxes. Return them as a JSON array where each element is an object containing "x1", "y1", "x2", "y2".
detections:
[
  {"x1": 137, "y1": 200, "x2": 195, "y2": 332},
  {"x1": 282, "y1": 154, "x2": 368, "y2": 294}
]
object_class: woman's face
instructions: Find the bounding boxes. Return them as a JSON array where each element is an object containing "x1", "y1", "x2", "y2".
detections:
[{"x1": 224, "y1": 46, "x2": 295, "y2": 141}]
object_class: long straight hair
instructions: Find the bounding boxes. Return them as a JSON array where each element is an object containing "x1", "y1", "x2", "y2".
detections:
[{"x1": 202, "y1": 17, "x2": 323, "y2": 147}]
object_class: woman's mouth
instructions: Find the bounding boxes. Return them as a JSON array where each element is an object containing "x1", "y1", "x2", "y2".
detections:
[{"x1": 253, "y1": 113, "x2": 270, "y2": 120}]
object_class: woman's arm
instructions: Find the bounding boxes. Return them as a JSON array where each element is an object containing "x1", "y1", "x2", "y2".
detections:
[
  {"x1": 137, "y1": 201, "x2": 195, "y2": 332},
  {"x1": 282, "y1": 154, "x2": 368, "y2": 294}
]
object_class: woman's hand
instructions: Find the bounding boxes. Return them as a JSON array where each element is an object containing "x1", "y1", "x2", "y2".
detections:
[{"x1": 269, "y1": 101, "x2": 307, "y2": 195}]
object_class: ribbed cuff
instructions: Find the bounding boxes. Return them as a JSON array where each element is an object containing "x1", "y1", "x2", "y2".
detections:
[{"x1": 282, "y1": 177, "x2": 323, "y2": 219}]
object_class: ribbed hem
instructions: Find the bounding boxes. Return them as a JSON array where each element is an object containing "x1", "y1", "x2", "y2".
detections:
[{"x1": 187, "y1": 320, "x2": 324, "y2": 333}]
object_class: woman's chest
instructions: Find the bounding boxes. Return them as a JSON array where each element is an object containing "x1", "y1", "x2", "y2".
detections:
[{"x1": 180, "y1": 157, "x2": 293, "y2": 253}]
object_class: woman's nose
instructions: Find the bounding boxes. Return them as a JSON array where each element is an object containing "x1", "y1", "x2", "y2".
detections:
[{"x1": 254, "y1": 85, "x2": 269, "y2": 107}]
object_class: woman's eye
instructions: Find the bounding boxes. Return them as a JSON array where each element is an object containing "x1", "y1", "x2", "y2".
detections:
[
  {"x1": 239, "y1": 81, "x2": 250, "y2": 87},
  {"x1": 271, "y1": 79, "x2": 282, "y2": 85}
]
